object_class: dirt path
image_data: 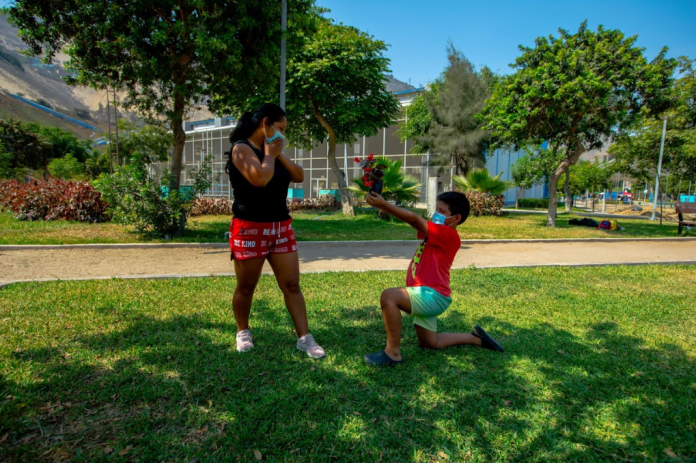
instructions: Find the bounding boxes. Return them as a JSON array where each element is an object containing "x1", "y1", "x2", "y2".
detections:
[{"x1": 2, "y1": 239, "x2": 695, "y2": 286}]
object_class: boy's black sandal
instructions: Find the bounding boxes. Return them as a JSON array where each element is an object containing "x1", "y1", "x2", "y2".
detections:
[
  {"x1": 364, "y1": 350, "x2": 403, "y2": 367},
  {"x1": 472, "y1": 325, "x2": 505, "y2": 353}
]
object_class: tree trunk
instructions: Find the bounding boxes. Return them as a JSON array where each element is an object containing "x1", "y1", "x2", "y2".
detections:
[
  {"x1": 326, "y1": 136, "x2": 354, "y2": 217},
  {"x1": 170, "y1": 95, "x2": 187, "y2": 191},
  {"x1": 547, "y1": 145, "x2": 584, "y2": 227},
  {"x1": 515, "y1": 187, "x2": 521, "y2": 209},
  {"x1": 564, "y1": 168, "x2": 572, "y2": 213},
  {"x1": 309, "y1": 96, "x2": 354, "y2": 217},
  {"x1": 547, "y1": 168, "x2": 562, "y2": 227},
  {"x1": 169, "y1": 93, "x2": 187, "y2": 235}
]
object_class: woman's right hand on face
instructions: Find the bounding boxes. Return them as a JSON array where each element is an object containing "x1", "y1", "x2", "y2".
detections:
[{"x1": 264, "y1": 138, "x2": 284, "y2": 159}]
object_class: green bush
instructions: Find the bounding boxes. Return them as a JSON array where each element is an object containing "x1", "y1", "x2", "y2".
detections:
[
  {"x1": 465, "y1": 191, "x2": 507, "y2": 216},
  {"x1": 518, "y1": 198, "x2": 550, "y2": 209},
  {"x1": 94, "y1": 164, "x2": 186, "y2": 236},
  {"x1": 93, "y1": 155, "x2": 216, "y2": 237},
  {"x1": 48, "y1": 153, "x2": 85, "y2": 180}
]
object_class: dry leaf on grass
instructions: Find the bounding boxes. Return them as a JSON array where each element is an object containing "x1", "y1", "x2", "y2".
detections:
[
  {"x1": 254, "y1": 449, "x2": 262, "y2": 460},
  {"x1": 437, "y1": 451, "x2": 449, "y2": 460},
  {"x1": 103, "y1": 447, "x2": 113, "y2": 455},
  {"x1": 197, "y1": 425, "x2": 208, "y2": 434},
  {"x1": 119, "y1": 445, "x2": 132, "y2": 456},
  {"x1": 664, "y1": 448, "x2": 679, "y2": 458}
]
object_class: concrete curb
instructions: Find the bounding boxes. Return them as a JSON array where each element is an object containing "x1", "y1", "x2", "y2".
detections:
[
  {"x1": 2, "y1": 237, "x2": 695, "y2": 251},
  {"x1": 0, "y1": 240, "x2": 421, "y2": 251},
  {"x1": 2, "y1": 260, "x2": 695, "y2": 289}
]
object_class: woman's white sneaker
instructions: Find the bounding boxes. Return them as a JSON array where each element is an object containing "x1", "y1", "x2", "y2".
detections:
[
  {"x1": 296, "y1": 334, "x2": 325, "y2": 359},
  {"x1": 236, "y1": 329, "x2": 254, "y2": 352}
]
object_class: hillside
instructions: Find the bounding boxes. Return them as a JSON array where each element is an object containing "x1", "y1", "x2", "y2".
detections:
[
  {"x1": 0, "y1": 92, "x2": 98, "y2": 138},
  {"x1": 0, "y1": 14, "x2": 139, "y2": 135}
]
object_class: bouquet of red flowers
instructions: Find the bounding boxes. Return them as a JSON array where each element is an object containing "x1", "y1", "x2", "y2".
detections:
[{"x1": 354, "y1": 153, "x2": 387, "y2": 195}]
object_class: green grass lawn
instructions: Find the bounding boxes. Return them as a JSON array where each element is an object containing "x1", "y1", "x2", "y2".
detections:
[
  {"x1": 0, "y1": 210, "x2": 692, "y2": 245},
  {"x1": 1, "y1": 266, "x2": 695, "y2": 461}
]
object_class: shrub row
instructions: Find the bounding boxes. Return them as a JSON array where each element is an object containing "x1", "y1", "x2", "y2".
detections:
[
  {"x1": 464, "y1": 191, "x2": 506, "y2": 217},
  {"x1": 287, "y1": 195, "x2": 340, "y2": 212},
  {"x1": 0, "y1": 178, "x2": 108, "y2": 222},
  {"x1": 188, "y1": 197, "x2": 233, "y2": 216},
  {"x1": 518, "y1": 198, "x2": 550, "y2": 209}
]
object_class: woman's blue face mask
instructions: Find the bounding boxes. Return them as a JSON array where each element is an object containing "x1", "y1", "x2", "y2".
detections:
[
  {"x1": 265, "y1": 125, "x2": 285, "y2": 144},
  {"x1": 430, "y1": 211, "x2": 455, "y2": 225}
]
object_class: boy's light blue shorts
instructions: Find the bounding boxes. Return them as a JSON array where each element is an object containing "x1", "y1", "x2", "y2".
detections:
[{"x1": 406, "y1": 286, "x2": 452, "y2": 332}]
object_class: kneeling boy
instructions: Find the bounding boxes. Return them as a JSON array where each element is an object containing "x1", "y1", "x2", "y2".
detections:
[{"x1": 364, "y1": 191, "x2": 504, "y2": 367}]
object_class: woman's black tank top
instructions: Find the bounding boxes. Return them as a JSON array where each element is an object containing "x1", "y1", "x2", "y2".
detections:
[{"x1": 228, "y1": 140, "x2": 291, "y2": 222}]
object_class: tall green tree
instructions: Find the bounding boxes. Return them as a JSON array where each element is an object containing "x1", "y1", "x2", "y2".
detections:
[
  {"x1": 412, "y1": 43, "x2": 492, "y2": 174},
  {"x1": 0, "y1": 119, "x2": 50, "y2": 178},
  {"x1": 217, "y1": 18, "x2": 400, "y2": 217},
  {"x1": 610, "y1": 56, "x2": 696, "y2": 189},
  {"x1": 9, "y1": 0, "x2": 315, "y2": 194},
  {"x1": 113, "y1": 121, "x2": 173, "y2": 166},
  {"x1": 567, "y1": 160, "x2": 615, "y2": 212},
  {"x1": 28, "y1": 124, "x2": 92, "y2": 164},
  {"x1": 510, "y1": 154, "x2": 543, "y2": 209},
  {"x1": 483, "y1": 21, "x2": 675, "y2": 226},
  {"x1": 395, "y1": 89, "x2": 434, "y2": 155}
]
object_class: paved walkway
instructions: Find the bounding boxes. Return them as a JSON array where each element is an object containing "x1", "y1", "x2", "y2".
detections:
[{"x1": 2, "y1": 238, "x2": 695, "y2": 286}]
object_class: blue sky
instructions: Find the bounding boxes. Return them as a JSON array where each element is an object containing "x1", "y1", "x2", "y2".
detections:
[
  {"x1": 2, "y1": 0, "x2": 694, "y2": 87},
  {"x1": 319, "y1": 0, "x2": 696, "y2": 87}
]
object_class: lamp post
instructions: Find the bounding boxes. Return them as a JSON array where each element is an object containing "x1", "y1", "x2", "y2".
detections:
[
  {"x1": 280, "y1": 0, "x2": 287, "y2": 110},
  {"x1": 651, "y1": 116, "x2": 668, "y2": 220}
]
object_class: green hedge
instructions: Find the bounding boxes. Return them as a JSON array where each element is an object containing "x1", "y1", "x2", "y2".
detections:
[{"x1": 518, "y1": 198, "x2": 549, "y2": 209}]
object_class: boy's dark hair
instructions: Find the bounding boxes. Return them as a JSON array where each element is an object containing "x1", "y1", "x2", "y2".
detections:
[{"x1": 437, "y1": 191, "x2": 470, "y2": 224}]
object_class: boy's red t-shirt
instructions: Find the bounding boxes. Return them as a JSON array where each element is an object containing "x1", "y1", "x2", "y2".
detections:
[{"x1": 406, "y1": 221, "x2": 461, "y2": 297}]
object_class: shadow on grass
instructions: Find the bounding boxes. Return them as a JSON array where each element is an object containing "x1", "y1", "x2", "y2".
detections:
[{"x1": 2, "y1": 302, "x2": 695, "y2": 461}]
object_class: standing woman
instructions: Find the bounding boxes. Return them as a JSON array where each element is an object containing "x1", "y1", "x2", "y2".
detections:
[{"x1": 226, "y1": 103, "x2": 325, "y2": 358}]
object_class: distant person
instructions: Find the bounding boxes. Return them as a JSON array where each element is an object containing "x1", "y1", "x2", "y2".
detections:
[
  {"x1": 363, "y1": 191, "x2": 504, "y2": 366},
  {"x1": 225, "y1": 103, "x2": 325, "y2": 359}
]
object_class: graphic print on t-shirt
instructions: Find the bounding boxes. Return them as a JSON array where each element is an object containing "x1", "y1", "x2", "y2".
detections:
[{"x1": 411, "y1": 237, "x2": 428, "y2": 280}]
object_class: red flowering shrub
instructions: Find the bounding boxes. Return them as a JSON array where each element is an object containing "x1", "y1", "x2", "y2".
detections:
[
  {"x1": 464, "y1": 191, "x2": 506, "y2": 217},
  {"x1": 287, "y1": 196, "x2": 339, "y2": 211},
  {"x1": 188, "y1": 197, "x2": 233, "y2": 216},
  {"x1": 0, "y1": 178, "x2": 108, "y2": 222}
]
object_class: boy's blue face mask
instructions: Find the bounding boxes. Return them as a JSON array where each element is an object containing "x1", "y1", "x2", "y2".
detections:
[
  {"x1": 430, "y1": 211, "x2": 455, "y2": 225},
  {"x1": 265, "y1": 125, "x2": 285, "y2": 144}
]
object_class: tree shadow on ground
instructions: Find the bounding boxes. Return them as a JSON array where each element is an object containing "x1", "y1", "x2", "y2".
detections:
[{"x1": 1, "y1": 295, "x2": 695, "y2": 462}]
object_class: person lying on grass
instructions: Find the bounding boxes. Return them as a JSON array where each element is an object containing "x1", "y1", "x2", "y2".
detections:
[{"x1": 364, "y1": 191, "x2": 504, "y2": 367}]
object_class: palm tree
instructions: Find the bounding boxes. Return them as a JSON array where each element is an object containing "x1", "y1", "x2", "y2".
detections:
[
  {"x1": 453, "y1": 168, "x2": 508, "y2": 195},
  {"x1": 349, "y1": 157, "x2": 422, "y2": 206}
]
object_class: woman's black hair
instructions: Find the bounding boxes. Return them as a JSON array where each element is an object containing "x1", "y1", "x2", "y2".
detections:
[{"x1": 225, "y1": 103, "x2": 286, "y2": 175}]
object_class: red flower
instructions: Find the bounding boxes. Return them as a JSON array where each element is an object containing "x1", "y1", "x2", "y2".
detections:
[
  {"x1": 354, "y1": 157, "x2": 360, "y2": 163},
  {"x1": 365, "y1": 180, "x2": 374, "y2": 187},
  {"x1": 364, "y1": 167, "x2": 372, "y2": 172},
  {"x1": 368, "y1": 153, "x2": 374, "y2": 161}
]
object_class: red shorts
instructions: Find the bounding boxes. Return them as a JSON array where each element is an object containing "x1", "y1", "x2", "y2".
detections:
[{"x1": 229, "y1": 218, "x2": 297, "y2": 260}]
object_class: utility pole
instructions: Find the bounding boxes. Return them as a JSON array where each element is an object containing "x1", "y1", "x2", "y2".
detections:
[
  {"x1": 112, "y1": 88, "x2": 120, "y2": 166},
  {"x1": 651, "y1": 116, "x2": 668, "y2": 220},
  {"x1": 106, "y1": 88, "x2": 113, "y2": 173},
  {"x1": 279, "y1": 0, "x2": 287, "y2": 110}
]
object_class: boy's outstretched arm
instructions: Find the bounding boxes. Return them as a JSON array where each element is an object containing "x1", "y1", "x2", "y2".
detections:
[{"x1": 366, "y1": 192, "x2": 428, "y2": 236}]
